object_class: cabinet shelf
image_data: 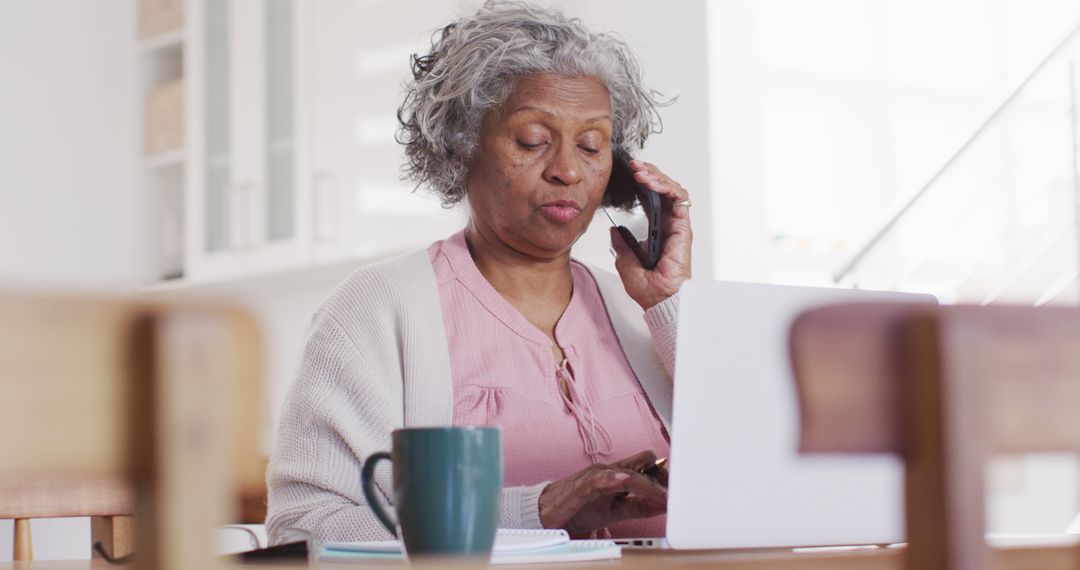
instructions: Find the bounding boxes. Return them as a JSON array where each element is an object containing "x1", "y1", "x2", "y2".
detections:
[
  {"x1": 142, "y1": 248, "x2": 405, "y2": 295},
  {"x1": 139, "y1": 29, "x2": 184, "y2": 54},
  {"x1": 142, "y1": 149, "x2": 185, "y2": 170}
]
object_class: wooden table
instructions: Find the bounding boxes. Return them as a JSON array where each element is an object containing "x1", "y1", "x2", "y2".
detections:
[{"x1": 0, "y1": 542, "x2": 1076, "y2": 570}]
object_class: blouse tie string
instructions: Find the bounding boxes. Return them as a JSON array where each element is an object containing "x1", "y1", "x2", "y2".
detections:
[{"x1": 556, "y1": 358, "x2": 614, "y2": 462}]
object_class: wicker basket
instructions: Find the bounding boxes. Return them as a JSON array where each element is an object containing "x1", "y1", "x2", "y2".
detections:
[
  {"x1": 138, "y1": 0, "x2": 184, "y2": 39},
  {"x1": 145, "y1": 79, "x2": 184, "y2": 156}
]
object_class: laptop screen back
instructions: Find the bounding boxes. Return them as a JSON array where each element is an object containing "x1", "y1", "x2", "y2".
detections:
[{"x1": 666, "y1": 280, "x2": 936, "y2": 549}]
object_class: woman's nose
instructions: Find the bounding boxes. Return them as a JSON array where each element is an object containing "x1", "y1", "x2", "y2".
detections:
[{"x1": 543, "y1": 142, "x2": 584, "y2": 187}]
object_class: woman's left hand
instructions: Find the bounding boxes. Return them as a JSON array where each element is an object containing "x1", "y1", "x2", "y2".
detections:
[{"x1": 610, "y1": 159, "x2": 692, "y2": 310}]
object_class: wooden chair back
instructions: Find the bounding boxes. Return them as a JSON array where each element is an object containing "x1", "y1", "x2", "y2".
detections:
[
  {"x1": 0, "y1": 479, "x2": 133, "y2": 560},
  {"x1": 0, "y1": 293, "x2": 263, "y2": 569},
  {"x1": 789, "y1": 303, "x2": 1080, "y2": 570}
]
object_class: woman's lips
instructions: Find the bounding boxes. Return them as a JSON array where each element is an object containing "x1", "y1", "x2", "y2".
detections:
[{"x1": 539, "y1": 201, "x2": 582, "y2": 223}]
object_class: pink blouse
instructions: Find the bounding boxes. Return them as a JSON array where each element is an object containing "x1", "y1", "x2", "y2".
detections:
[{"x1": 429, "y1": 231, "x2": 668, "y2": 537}]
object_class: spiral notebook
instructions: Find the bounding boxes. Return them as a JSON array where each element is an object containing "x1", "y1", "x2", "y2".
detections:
[{"x1": 319, "y1": 528, "x2": 622, "y2": 564}]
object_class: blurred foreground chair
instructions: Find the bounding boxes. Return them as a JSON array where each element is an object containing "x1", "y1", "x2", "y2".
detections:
[
  {"x1": 790, "y1": 304, "x2": 1080, "y2": 570},
  {"x1": 1, "y1": 478, "x2": 133, "y2": 561},
  {"x1": 0, "y1": 293, "x2": 262, "y2": 569}
]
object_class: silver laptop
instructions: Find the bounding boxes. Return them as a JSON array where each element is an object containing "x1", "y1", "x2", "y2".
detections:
[{"x1": 619, "y1": 280, "x2": 936, "y2": 550}]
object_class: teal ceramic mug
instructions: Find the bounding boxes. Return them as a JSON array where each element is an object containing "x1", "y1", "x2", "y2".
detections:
[{"x1": 361, "y1": 426, "x2": 503, "y2": 558}]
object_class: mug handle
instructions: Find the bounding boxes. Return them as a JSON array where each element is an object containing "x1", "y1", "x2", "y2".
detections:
[{"x1": 361, "y1": 451, "x2": 398, "y2": 537}]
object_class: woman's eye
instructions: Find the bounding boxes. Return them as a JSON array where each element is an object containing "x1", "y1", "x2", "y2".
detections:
[
  {"x1": 519, "y1": 141, "x2": 547, "y2": 150},
  {"x1": 579, "y1": 145, "x2": 600, "y2": 155}
]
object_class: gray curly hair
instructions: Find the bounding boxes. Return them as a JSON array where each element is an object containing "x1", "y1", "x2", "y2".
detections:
[{"x1": 396, "y1": 1, "x2": 668, "y2": 207}]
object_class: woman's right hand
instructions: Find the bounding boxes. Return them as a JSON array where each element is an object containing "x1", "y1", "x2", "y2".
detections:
[{"x1": 537, "y1": 451, "x2": 668, "y2": 537}]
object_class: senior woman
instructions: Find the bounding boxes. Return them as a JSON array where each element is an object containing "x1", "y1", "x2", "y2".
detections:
[{"x1": 267, "y1": 1, "x2": 692, "y2": 544}]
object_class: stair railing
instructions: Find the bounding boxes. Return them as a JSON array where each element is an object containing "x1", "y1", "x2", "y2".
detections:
[{"x1": 834, "y1": 21, "x2": 1080, "y2": 291}]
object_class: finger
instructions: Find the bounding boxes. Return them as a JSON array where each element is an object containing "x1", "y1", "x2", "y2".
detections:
[
  {"x1": 607, "y1": 474, "x2": 669, "y2": 521},
  {"x1": 632, "y1": 169, "x2": 675, "y2": 193},
  {"x1": 633, "y1": 161, "x2": 679, "y2": 191},
  {"x1": 572, "y1": 470, "x2": 635, "y2": 513},
  {"x1": 664, "y1": 188, "x2": 691, "y2": 220},
  {"x1": 540, "y1": 469, "x2": 628, "y2": 529},
  {"x1": 600, "y1": 471, "x2": 668, "y2": 510},
  {"x1": 627, "y1": 181, "x2": 691, "y2": 246},
  {"x1": 627, "y1": 161, "x2": 689, "y2": 204},
  {"x1": 632, "y1": 172, "x2": 690, "y2": 222},
  {"x1": 618, "y1": 471, "x2": 669, "y2": 498},
  {"x1": 615, "y1": 484, "x2": 669, "y2": 511},
  {"x1": 660, "y1": 192, "x2": 694, "y2": 251},
  {"x1": 662, "y1": 210, "x2": 693, "y2": 252},
  {"x1": 657, "y1": 218, "x2": 692, "y2": 277},
  {"x1": 630, "y1": 161, "x2": 675, "y2": 191},
  {"x1": 615, "y1": 450, "x2": 659, "y2": 471},
  {"x1": 612, "y1": 492, "x2": 669, "y2": 520},
  {"x1": 638, "y1": 178, "x2": 687, "y2": 206},
  {"x1": 610, "y1": 225, "x2": 629, "y2": 255},
  {"x1": 631, "y1": 160, "x2": 658, "y2": 174},
  {"x1": 615, "y1": 451, "x2": 669, "y2": 488},
  {"x1": 628, "y1": 159, "x2": 650, "y2": 173},
  {"x1": 652, "y1": 466, "x2": 669, "y2": 487},
  {"x1": 578, "y1": 469, "x2": 632, "y2": 502}
]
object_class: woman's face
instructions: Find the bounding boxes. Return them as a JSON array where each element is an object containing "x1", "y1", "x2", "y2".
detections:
[{"x1": 465, "y1": 73, "x2": 613, "y2": 260}]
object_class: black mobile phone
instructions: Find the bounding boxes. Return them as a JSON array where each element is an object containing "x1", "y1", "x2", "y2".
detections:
[{"x1": 603, "y1": 153, "x2": 665, "y2": 269}]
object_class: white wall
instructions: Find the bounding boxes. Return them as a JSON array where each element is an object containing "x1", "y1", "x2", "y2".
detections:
[
  {"x1": 706, "y1": 0, "x2": 1080, "y2": 287},
  {"x1": 0, "y1": 0, "x2": 139, "y2": 560},
  {"x1": 0, "y1": 0, "x2": 141, "y2": 289}
]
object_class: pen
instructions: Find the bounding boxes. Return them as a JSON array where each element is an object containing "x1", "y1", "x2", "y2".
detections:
[
  {"x1": 639, "y1": 457, "x2": 667, "y2": 479},
  {"x1": 614, "y1": 457, "x2": 668, "y2": 500}
]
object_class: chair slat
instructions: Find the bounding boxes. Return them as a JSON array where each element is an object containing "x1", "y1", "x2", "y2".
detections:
[
  {"x1": 789, "y1": 303, "x2": 918, "y2": 453},
  {"x1": 0, "y1": 297, "x2": 142, "y2": 478},
  {"x1": 937, "y1": 307, "x2": 1080, "y2": 453},
  {"x1": 0, "y1": 478, "x2": 132, "y2": 518}
]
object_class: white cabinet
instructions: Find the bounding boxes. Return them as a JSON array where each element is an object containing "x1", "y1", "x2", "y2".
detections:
[
  {"x1": 184, "y1": 0, "x2": 311, "y2": 282},
  {"x1": 146, "y1": 0, "x2": 472, "y2": 288},
  {"x1": 306, "y1": 0, "x2": 467, "y2": 264}
]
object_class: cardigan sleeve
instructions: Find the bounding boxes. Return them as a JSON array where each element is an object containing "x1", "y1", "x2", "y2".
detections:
[
  {"x1": 266, "y1": 314, "x2": 548, "y2": 546},
  {"x1": 643, "y1": 292, "x2": 679, "y2": 377},
  {"x1": 266, "y1": 314, "x2": 401, "y2": 544}
]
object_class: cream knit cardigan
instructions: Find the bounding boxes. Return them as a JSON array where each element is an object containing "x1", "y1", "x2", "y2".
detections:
[{"x1": 266, "y1": 248, "x2": 679, "y2": 545}]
